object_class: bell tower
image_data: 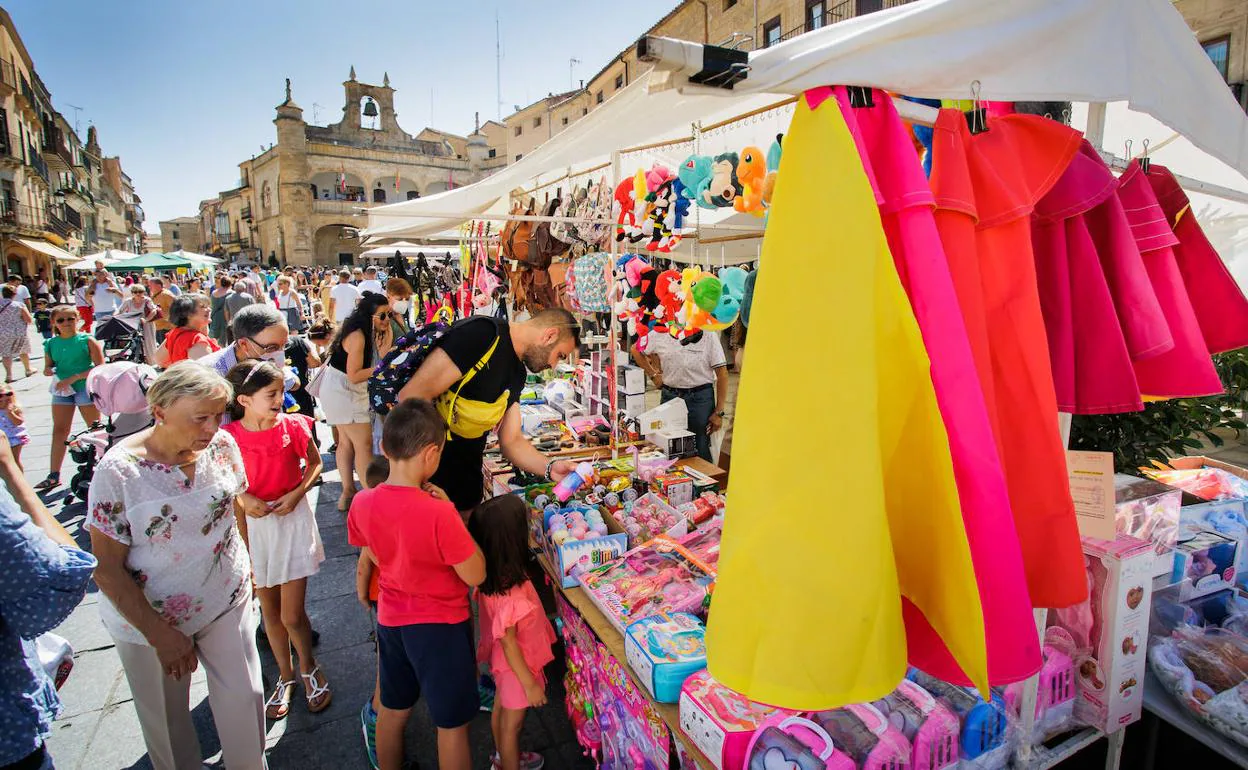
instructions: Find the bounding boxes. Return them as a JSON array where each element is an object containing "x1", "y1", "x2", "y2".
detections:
[
  {"x1": 274, "y1": 78, "x2": 313, "y2": 265},
  {"x1": 340, "y1": 67, "x2": 407, "y2": 140}
]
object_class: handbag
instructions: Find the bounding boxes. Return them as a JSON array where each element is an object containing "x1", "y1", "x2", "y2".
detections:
[{"x1": 305, "y1": 365, "x2": 328, "y2": 399}]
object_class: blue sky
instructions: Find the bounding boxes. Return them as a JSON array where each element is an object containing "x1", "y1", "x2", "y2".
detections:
[{"x1": 6, "y1": 0, "x2": 677, "y2": 226}]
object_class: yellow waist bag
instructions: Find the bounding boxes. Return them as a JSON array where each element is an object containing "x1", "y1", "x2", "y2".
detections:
[{"x1": 434, "y1": 336, "x2": 509, "y2": 439}]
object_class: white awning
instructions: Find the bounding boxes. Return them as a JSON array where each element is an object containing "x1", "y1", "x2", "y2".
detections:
[
  {"x1": 366, "y1": 0, "x2": 1248, "y2": 242},
  {"x1": 16, "y1": 237, "x2": 77, "y2": 265}
]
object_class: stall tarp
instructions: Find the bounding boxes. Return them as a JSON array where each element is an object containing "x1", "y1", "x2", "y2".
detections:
[
  {"x1": 16, "y1": 237, "x2": 77, "y2": 265},
  {"x1": 365, "y1": 0, "x2": 1248, "y2": 243},
  {"x1": 108, "y1": 253, "x2": 193, "y2": 271}
]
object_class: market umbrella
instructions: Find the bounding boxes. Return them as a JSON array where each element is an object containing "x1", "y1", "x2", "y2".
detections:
[
  {"x1": 108, "y1": 252, "x2": 193, "y2": 271},
  {"x1": 68, "y1": 248, "x2": 138, "y2": 270},
  {"x1": 164, "y1": 249, "x2": 221, "y2": 267}
]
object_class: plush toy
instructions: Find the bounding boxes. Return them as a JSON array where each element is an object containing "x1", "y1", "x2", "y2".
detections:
[
  {"x1": 671, "y1": 178, "x2": 692, "y2": 231},
  {"x1": 614, "y1": 178, "x2": 642, "y2": 243},
  {"x1": 762, "y1": 134, "x2": 783, "y2": 209},
  {"x1": 705, "y1": 152, "x2": 743, "y2": 208},
  {"x1": 645, "y1": 163, "x2": 674, "y2": 191},
  {"x1": 644, "y1": 179, "x2": 682, "y2": 253},
  {"x1": 709, "y1": 266, "x2": 748, "y2": 327},
  {"x1": 652, "y1": 269, "x2": 683, "y2": 330},
  {"x1": 677, "y1": 155, "x2": 716, "y2": 210},
  {"x1": 734, "y1": 146, "x2": 766, "y2": 216}
]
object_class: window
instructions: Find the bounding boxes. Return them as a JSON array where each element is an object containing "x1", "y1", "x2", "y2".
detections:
[
  {"x1": 856, "y1": 0, "x2": 883, "y2": 13},
  {"x1": 724, "y1": 0, "x2": 737, "y2": 8},
  {"x1": 562, "y1": 116, "x2": 569, "y2": 126},
  {"x1": 372, "y1": 187, "x2": 386, "y2": 203},
  {"x1": 595, "y1": 90, "x2": 604, "y2": 104},
  {"x1": 807, "y1": 0, "x2": 826, "y2": 30},
  {"x1": 407, "y1": 190, "x2": 420, "y2": 200},
  {"x1": 488, "y1": 148, "x2": 497, "y2": 158},
  {"x1": 515, "y1": 154, "x2": 523, "y2": 162},
  {"x1": 763, "y1": 16, "x2": 782, "y2": 47},
  {"x1": 1204, "y1": 36, "x2": 1231, "y2": 82},
  {"x1": 533, "y1": 116, "x2": 542, "y2": 128},
  {"x1": 582, "y1": 107, "x2": 588, "y2": 116},
  {"x1": 514, "y1": 125, "x2": 522, "y2": 136},
  {"x1": 615, "y1": 74, "x2": 624, "y2": 89}
]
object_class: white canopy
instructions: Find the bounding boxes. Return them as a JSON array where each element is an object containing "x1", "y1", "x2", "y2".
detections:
[
  {"x1": 164, "y1": 249, "x2": 221, "y2": 266},
  {"x1": 74, "y1": 248, "x2": 139, "y2": 269},
  {"x1": 366, "y1": 0, "x2": 1248, "y2": 243},
  {"x1": 359, "y1": 241, "x2": 452, "y2": 258},
  {"x1": 17, "y1": 237, "x2": 78, "y2": 266}
]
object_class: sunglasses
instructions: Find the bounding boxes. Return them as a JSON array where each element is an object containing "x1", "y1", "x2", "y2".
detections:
[
  {"x1": 54, "y1": 317, "x2": 76, "y2": 324},
  {"x1": 0, "y1": 393, "x2": 13, "y2": 398}
]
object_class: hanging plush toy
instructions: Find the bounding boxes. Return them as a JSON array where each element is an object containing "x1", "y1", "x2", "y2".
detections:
[
  {"x1": 671, "y1": 178, "x2": 692, "y2": 231},
  {"x1": 644, "y1": 179, "x2": 682, "y2": 253},
  {"x1": 614, "y1": 179, "x2": 639, "y2": 242},
  {"x1": 706, "y1": 152, "x2": 743, "y2": 209},
  {"x1": 762, "y1": 134, "x2": 783, "y2": 209},
  {"x1": 652, "y1": 269, "x2": 683, "y2": 333},
  {"x1": 674, "y1": 268, "x2": 721, "y2": 339},
  {"x1": 678, "y1": 155, "x2": 716, "y2": 210},
  {"x1": 735, "y1": 146, "x2": 767, "y2": 216},
  {"x1": 709, "y1": 266, "x2": 748, "y2": 327}
]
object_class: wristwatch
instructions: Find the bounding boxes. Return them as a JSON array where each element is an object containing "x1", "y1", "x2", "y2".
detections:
[{"x1": 715, "y1": 410, "x2": 726, "y2": 417}]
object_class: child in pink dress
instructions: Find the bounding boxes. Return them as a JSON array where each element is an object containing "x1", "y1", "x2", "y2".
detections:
[
  {"x1": 469, "y1": 495, "x2": 557, "y2": 770},
  {"x1": 222, "y1": 361, "x2": 330, "y2": 720}
]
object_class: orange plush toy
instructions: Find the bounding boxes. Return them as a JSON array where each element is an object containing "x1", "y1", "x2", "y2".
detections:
[{"x1": 735, "y1": 146, "x2": 767, "y2": 216}]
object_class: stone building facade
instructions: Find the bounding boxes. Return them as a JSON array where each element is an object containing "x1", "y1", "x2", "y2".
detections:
[
  {"x1": 195, "y1": 70, "x2": 505, "y2": 267},
  {"x1": 158, "y1": 215, "x2": 203, "y2": 253},
  {"x1": 1174, "y1": 0, "x2": 1248, "y2": 102},
  {"x1": 502, "y1": 0, "x2": 916, "y2": 163},
  {"x1": 0, "y1": 8, "x2": 144, "y2": 279}
]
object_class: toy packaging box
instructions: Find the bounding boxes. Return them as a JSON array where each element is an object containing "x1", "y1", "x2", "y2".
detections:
[
  {"x1": 905, "y1": 669, "x2": 1011, "y2": 767},
  {"x1": 680, "y1": 670, "x2": 793, "y2": 770},
  {"x1": 807, "y1": 703, "x2": 912, "y2": 770},
  {"x1": 871, "y1": 679, "x2": 960, "y2": 770},
  {"x1": 1113, "y1": 474, "x2": 1182, "y2": 578},
  {"x1": 1142, "y1": 456, "x2": 1248, "y2": 586},
  {"x1": 1169, "y1": 529, "x2": 1240, "y2": 600},
  {"x1": 745, "y1": 714, "x2": 855, "y2": 770},
  {"x1": 579, "y1": 536, "x2": 716, "y2": 633},
  {"x1": 624, "y1": 611, "x2": 708, "y2": 703},
  {"x1": 535, "y1": 495, "x2": 630, "y2": 589},
  {"x1": 1049, "y1": 533, "x2": 1154, "y2": 733}
]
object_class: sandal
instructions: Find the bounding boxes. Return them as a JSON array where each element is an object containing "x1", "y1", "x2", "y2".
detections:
[
  {"x1": 265, "y1": 678, "x2": 296, "y2": 720},
  {"x1": 337, "y1": 494, "x2": 355, "y2": 512},
  {"x1": 302, "y1": 666, "x2": 332, "y2": 713},
  {"x1": 34, "y1": 474, "x2": 59, "y2": 491}
]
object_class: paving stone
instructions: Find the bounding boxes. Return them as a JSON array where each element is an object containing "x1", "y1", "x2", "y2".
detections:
[
  {"x1": 51, "y1": 601, "x2": 114, "y2": 654},
  {"x1": 43, "y1": 709, "x2": 98, "y2": 770},
  {"x1": 304, "y1": 553, "x2": 357, "y2": 603},
  {"x1": 55, "y1": 646, "x2": 127, "y2": 719}
]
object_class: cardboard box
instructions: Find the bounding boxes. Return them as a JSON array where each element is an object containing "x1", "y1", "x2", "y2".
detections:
[
  {"x1": 543, "y1": 525, "x2": 629, "y2": 590},
  {"x1": 617, "y1": 390, "x2": 647, "y2": 417},
  {"x1": 1114, "y1": 474, "x2": 1182, "y2": 578},
  {"x1": 1170, "y1": 529, "x2": 1240, "y2": 600},
  {"x1": 676, "y1": 457, "x2": 728, "y2": 490},
  {"x1": 655, "y1": 471, "x2": 696, "y2": 506},
  {"x1": 638, "y1": 398, "x2": 688, "y2": 435},
  {"x1": 617, "y1": 364, "x2": 648, "y2": 395},
  {"x1": 651, "y1": 428, "x2": 697, "y2": 459},
  {"x1": 520, "y1": 404, "x2": 563, "y2": 436},
  {"x1": 1050, "y1": 533, "x2": 1153, "y2": 733}
]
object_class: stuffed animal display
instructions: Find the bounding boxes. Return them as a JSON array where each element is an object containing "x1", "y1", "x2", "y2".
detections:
[
  {"x1": 614, "y1": 255, "x2": 750, "y2": 350},
  {"x1": 676, "y1": 135, "x2": 784, "y2": 217},
  {"x1": 613, "y1": 163, "x2": 690, "y2": 253}
]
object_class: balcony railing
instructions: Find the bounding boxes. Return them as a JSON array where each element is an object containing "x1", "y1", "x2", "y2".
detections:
[
  {"x1": 241, "y1": 205, "x2": 252, "y2": 220},
  {"x1": 773, "y1": 0, "x2": 914, "y2": 45},
  {"x1": 0, "y1": 201, "x2": 47, "y2": 231},
  {"x1": 46, "y1": 212, "x2": 72, "y2": 239},
  {"x1": 25, "y1": 145, "x2": 48, "y2": 183},
  {"x1": 217, "y1": 230, "x2": 242, "y2": 245},
  {"x1": 61, "y1": 206, "x2": 81, "y2": 229},
  {"x1": 312, "y1": 199, "x2": 371, "y2": 215},
  {"x1": 42, "y1": 123, "x2": 73, "y2": 167}
]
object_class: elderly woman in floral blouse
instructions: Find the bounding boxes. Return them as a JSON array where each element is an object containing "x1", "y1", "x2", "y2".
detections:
[{"x1": 87, "y1": 361, "x2": 266, "y2": 770}]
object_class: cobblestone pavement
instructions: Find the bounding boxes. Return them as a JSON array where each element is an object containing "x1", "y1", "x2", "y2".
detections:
[{"x1": 22, "y1": 329, "x2": 594, "y2": 770}]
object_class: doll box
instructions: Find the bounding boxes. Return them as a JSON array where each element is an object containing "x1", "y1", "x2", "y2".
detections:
[
  {"x1": 1063, "y1": 533, "x2": 1155, "y2": 733},
  {"x1": 1114, "y1": 474, "x2": 1183, "y2": 578},
  {"x1": 624, "y1": 612, "x2": 708, "y2": 703},
  {"x1": 1170, "y1": 529, "x2": 1241, "y2": 601},
  {"x1": 679, "y1": 670, "x2": 791, "y2": 770}
]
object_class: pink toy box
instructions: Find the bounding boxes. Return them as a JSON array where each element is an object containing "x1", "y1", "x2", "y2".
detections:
[
  {"x1": 680, "y1": 670, "x2": 793, "y2": 770},
  {"x1": 1048, "y1": 533, "x2": 1153, "y2": 734},
  {"x1": 871, "y1": 680, "x2": 960, "y2": 770},
  {"x1": 744, "y1": 714, "x2": 855, "y2": 770},
  {"x1": 809, "y1": 703, "x2": 912, "y2": 770},
  {"x1": 580, "y1": 536, "x2": 716, "y2": 633}
]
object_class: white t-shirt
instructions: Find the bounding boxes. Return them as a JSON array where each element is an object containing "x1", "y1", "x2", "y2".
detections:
[
  {"x1": 90, "y1": 280, "x2": 120, "y2": 313},
  {"x1": 73, "y1": 286, "x2": 89, "y2": 308},
  {"x1": 9, "y1": 284, "x2": 29, "y2": 305},
  {"x1": 330, "y1": 282, "x2": 361, "y2": 322},
  {"x1": 358, "y1": 279, "x2": 384, "y2": 296},
  {"x1": 645, "y1": 330, "x2": 727, "y2": 389}
]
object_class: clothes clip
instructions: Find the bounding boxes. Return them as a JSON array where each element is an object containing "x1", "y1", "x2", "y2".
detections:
[
  {"x1": 1140, "y1": 138, "x2": 1152, "y2": 174},
  {"x1": 847, "y1": 86, "x2": 874, "y2": 108}
]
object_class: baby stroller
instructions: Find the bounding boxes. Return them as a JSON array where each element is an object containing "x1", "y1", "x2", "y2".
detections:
[
  {"x1": 64, "y1": 362, "x2": 156, "y2": 504},
  {"x1": 93, "y1": 315, "x2": 145, "y2": 363}
]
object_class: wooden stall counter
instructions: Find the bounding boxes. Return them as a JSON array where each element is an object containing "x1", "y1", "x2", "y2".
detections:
[{"x1": 536, "y1": 552, "x2": 715, "y2": 770}]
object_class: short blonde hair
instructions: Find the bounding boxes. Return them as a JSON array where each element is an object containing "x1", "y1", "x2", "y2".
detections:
[{"x1": 147, "y1": 361, "x2": 232, "y2": 414}]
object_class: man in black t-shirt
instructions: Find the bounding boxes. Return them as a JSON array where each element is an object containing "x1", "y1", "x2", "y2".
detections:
[
  {"x1": 397, "y1": 308, "x2": 581, "y2": 513},
  {"x1": 284, "y1": 335, "x2": 322, "y2": 418}
]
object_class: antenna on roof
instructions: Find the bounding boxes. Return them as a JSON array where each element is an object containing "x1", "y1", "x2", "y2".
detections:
[
  {"x1": 569, "y1": 58, "x2": 581, "y2": 90},
  {"x1": 65, "y1": 103, "x2": 83, "y2": 136},
  {"x1": 496, "y1": 12, "x2": 503, "y2": 121}
]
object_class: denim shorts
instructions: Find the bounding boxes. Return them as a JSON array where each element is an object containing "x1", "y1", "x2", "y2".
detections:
[{"x1": 51, "y1": 388, "x2": 92, "y2": 407}]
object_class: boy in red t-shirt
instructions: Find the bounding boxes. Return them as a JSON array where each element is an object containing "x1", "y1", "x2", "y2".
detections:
[
  {"x1": 356, "y1": 455, "x2": 391, "y2": 766},
  {"x1": 348, "y1": 400, "x2": 485, "y2": 770}
]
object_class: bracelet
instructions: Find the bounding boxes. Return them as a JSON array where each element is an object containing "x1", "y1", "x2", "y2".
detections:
[{"x1": 544, "y1": 458, "x2": 557, "y2": 481}]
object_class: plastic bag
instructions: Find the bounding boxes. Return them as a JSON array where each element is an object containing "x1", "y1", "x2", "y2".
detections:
[
  {"x1": 36, "y1": 632, "x2": 73, "y2": 690},
  {"x1": 1149, "y1": 625, "x2": 1248, "y2": 746}
]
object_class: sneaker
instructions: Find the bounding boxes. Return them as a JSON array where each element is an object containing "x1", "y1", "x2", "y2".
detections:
[
  {"x1": 478, "y1": 674, "x2": 496, "y2": 712},
  {"x1": 361, "y1": 701, "x2": 379, "y2": 769},
  {"x1": 491, "y1": 752, "x2": 545, "y2": 770}
]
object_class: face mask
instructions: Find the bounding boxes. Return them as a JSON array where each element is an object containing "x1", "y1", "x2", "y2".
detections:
[
  {"x1": 392, "y1": 300, "x2": 410, "y2": 314},
  {"x1": 262, "y1": 349, "x2": 287, "y2": 368}
]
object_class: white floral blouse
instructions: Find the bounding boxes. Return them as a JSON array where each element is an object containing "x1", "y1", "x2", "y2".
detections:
[{"x1": 86, "y1": 431, "x2": 251, "y2": 645}]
